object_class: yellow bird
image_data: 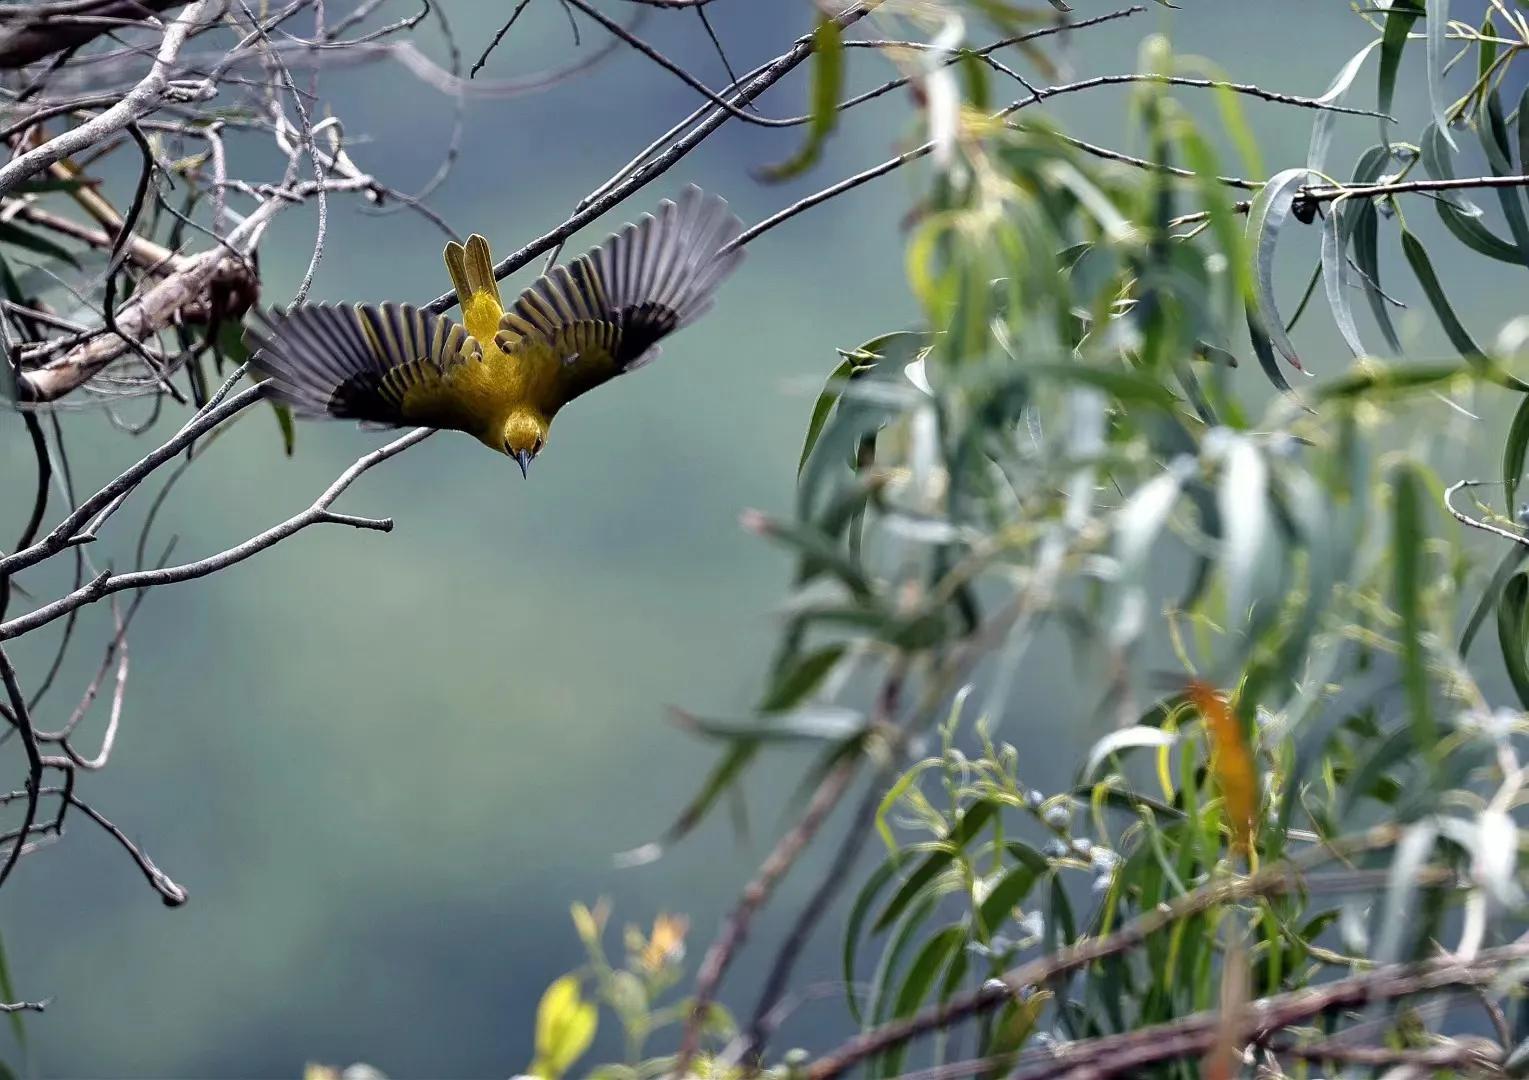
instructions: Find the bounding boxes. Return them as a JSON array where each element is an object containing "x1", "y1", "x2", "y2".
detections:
[{"x1": 245, "y1": 186, "x2": 745, "y2": 476}]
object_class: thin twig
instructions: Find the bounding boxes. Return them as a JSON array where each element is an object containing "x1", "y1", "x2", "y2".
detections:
[
  {"x1": 0, "y1": 0, "x2": 212, "y2": 198},
  {"x1": 1445, "y1": 479, "x2": 1528, "y2": 548},
  {"x1": 0, "y1": 426, "x2": 430, "y2": 642}
]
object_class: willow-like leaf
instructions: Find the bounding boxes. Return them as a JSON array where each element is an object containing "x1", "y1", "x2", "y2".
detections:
[
  {"x1": 758, "y1": 17, "x2": 843, "y2": 181},
  {"x1": 1246, "y1": 168, "x2": 1313, "y2": 374}
]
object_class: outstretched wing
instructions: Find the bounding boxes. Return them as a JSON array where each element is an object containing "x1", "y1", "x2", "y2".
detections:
[
  {"x1": 496, "y1": 185, "x2": 745, "y2": 408},
  {"x1": 245, "y1": 302, "x2": 486, "y2": 431}
]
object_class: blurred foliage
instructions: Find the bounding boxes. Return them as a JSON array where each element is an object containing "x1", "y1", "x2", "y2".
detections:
[
  {"x1": 633, "y1": 1, "x2": 1529, "y2": 1076},
  {"x1": 291, "y1": 0, "x2": 1529, "y2": 1074},
  {"x1": 413, "y1": 0, "x2": 1529, "y2": 1072}
]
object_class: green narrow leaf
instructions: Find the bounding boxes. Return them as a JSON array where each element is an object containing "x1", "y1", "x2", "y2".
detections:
[
  {"x1": 11, "y1": 177, "x2": 86, "y2": 193},
  {"x1": 758, "y1": 17, "x2": 843, "y2": 181},
  {"x1": 1340, "y1": 722, "x2": 1417, "y2": 817},
  {"x1": 1314, "y1": 361, "x2": 1463, "y2": 401},
  {"x1": 983, "y1": 991, "x2": 1049, "y2": 1077},
  {"x1": 1516, "y1": 83, "x2": 1529, "y2": 203},
  {"x1": 1246, "y1": 308, "x2": 1295, "y2": 394},
  {"x1": 1461, "y1": 544, "x2": 1529, "y2": 656},
  {"x1": 798, "y1": 356, "x2": 860, "y2": 476},
  {"x1": 1023, "y1": 362, "x2": 1179, "y2": 408},
  {"x1": 1320, "y1": 199, "x2": 1366, "y2": 357},
  {"x1": 872, "y1": 800, "x2": 998, "y2": 933},
  {"x1": 843, "y1": 854, "x2": 901, "y2": 1024},
  {"x1": 0, "y1": 252, "x2": 16, "y2": 404},
  {"x1": 0, "y1": 252, "x2": 22, "y2": 308},
  {"x1": 866, "y1": 891, "x2": 944, "y2": 1028},
  {"x1": 0, "y1": 222, "x2": 79, "y2": 268},
  {"x1": 1245, "y1": 167, "x2": 1313, "y2": 374},
  {"x1": 0, "y1": 932, "x2": 25, "y2": 1055},
  {"x1": 798, "y1": 332, "x2": 923, "y2": 518},
  {"x1": 1377, "y1": 1, "x2": 1423, "y2": 145},
  {"x1": 1178, "y1": 125, "x2": 1253, "y2": 319},
  {"x1": 1499, "y1": 572, "x2": 1529, "y2": 709},
  {"x1": 977, "y1": 843, "x2": 1052, "y2": 934},
  {"x1": 1426, "y1": 0, "x2": 1455, "y2": 151},
  {"x1": 1420, "y1": 122, "x2": 1523, "y2": 262},
  {"x1": 1392, "y1": 463, "x2": 1435, "y2": 748},
  {"x1": 1307, "y1": 41, "x2": 1381, "y2": 173},
  {"x1": 1480, "y1": 91, "x2": 1529, "y2": 267},
  {"x1": 1401, "y1": 228, "x2": 1529, "y2": 390},
  {"x1": 878, "y1": 925, "x2": 966, "y2": 1076},
  {"x1": 649, "y1": 740, "x2": 759, "y2": 849},
  {"x1": 1351, "y1": 197, "x2": 1403, "y2": 354},
  {"x1": 680, "y1": 706, "x2": 863, "y2": 744},
  {"x1": 1506, "y1": 395, "x2": 1529, "y2": 514},
  {"x1": 1477, "y1": 13, "x2": 1498, "y2": 86},
  {"x1": 758, "y1": 643, "x2": 846, "y2": 713},
  {"x1": 270, "y1": 400, "x2": 295, "y2": 457}
]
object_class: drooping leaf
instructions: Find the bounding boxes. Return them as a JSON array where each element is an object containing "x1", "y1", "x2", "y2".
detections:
[
  {"x1": 1499, "y1": 572, "x2": 1529, "y2": 709},
  {"x1": 1401, "y1": 228, "x2": 1529, "y2": 390},
  {"x1": 1377, "y1": 1, "x2": 1423, "y2": 145},
  {"x1": 1245, "y1": 167, "x2": 1313, "y2": 374},
  {"x1": 1425, "y1": 0, "x2": 1455, "y2": 150},
  {"x1": 1480, "y1": 91, "x2": 1529, "y2": 269},
  {"x1": 1506, "y1": 395, "x2": 1529, "y2": 514},
  {"x1": 271, "y1": 401, "x2": 295, "y2": 457},
  {"x1": 799, "y1": 355, "x2": 863, "y2": 477},
  {"x1": 758, "y1": 643, "x2": 847, "y2": 713},
  {"x1": 1347, "y1": 144, "x2": 1405, "y2": 353},
  {"x1": 865, "y1": 890, "x2": 945, "y2": 1029},
  {"x1": 878, "y1": 925, "x2": 967, "y2": 1076},
  {"x1": 1320, "y1": 198, "x2": 1366, "y2": 357},
  {"x1": 843, "y1": 854, "x2": 902, "y2": 1023},
  {"x1": 1307, "y1": 40, "x2": 1382, "y2": 173},
  {"x1": 645, "y1": 740, "x2": 759, "y2": 853},
  {"x1": 1392, "y1": 463, "x2": 1435, "y2": 746},
  {"x1": 1246, "y1": 307, "x2": 1295, "y2": 394},
  {"x1": 0, "y1": 931, "x2": 26, "y2": 1057},
  {"x1": 1461, "y1": 544, "x2": 1529, "y2": 656},
  {"x1": 0, "y1": 222, "x2": 79, "y2": 268},
  {"x1": 1420, "y1": 122, "x2": 1523, "y2": 263},
  {"x1": 758, "y1": 17, "x2": 844, "y2": 181}
]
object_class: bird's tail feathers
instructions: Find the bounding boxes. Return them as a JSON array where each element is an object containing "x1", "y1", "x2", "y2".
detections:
[{"x1": 443, "y1": 234, "x2": 501, "y2": 306}]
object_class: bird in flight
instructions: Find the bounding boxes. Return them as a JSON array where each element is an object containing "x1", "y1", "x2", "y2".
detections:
[{"x1": 245, "y1": 186, "x2": 745, "y2": 476}]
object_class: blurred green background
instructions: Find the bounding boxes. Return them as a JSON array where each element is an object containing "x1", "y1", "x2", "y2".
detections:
[{"x1": 0, "y1": 2, "x2": 1517, "y2": 1075}]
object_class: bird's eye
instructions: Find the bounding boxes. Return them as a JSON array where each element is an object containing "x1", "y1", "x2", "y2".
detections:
[{"x1": 533, "y1": 436, "x2": 544, "y2": 453}]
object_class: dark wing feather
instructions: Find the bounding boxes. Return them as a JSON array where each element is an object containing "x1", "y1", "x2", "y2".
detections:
[
  {"x1": 496, "y1": 185, "x2": 745, "y2": 406},
  {"x1": 245, "y1": 302, "x2": 483, "y2": 429}
]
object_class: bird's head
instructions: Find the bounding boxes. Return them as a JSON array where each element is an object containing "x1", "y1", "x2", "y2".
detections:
[{"x1": 501, "y1": 410, "x2": 549, "y2": 478}]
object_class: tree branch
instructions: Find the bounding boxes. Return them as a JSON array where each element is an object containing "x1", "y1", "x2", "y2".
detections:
[{"x1": 0, "y1": 0, "x2": 214, "y2": 199}]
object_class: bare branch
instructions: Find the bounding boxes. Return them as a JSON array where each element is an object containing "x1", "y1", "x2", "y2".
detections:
[
  {"x1": 0, "y1": 0, "x2": 191, "y2": 69},
  {"x1": 0, "y1": 1, "x2": 214, "y2": 198},
  {"x1": 0, "y1": 426, "x2": 432, "y2": 642}
]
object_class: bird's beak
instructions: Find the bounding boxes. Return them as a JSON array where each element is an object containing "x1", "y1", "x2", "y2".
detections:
[{"x1": 513, "y1": 448, "x2": 532, "y2": 479}]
